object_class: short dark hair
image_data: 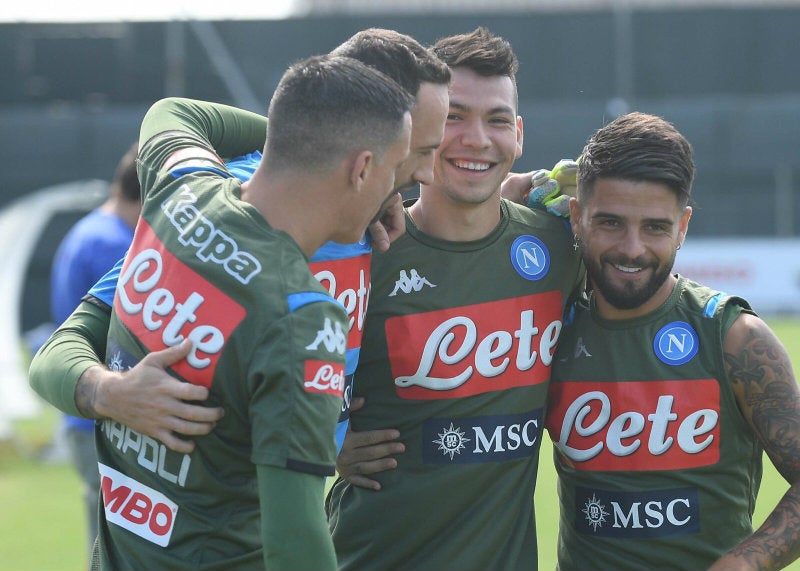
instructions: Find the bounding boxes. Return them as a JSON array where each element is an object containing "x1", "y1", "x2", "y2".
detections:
[
  {"x1": 578, "y1": 112, "x2": 696, "y2": 207},
  {"x1": 332, "y1": 28, "x2": 450, "y2": 96},
  {"x1": 113, "y1": 142, "x2": 140, "y2": 203},
  {"x1": 265, "y1": 54, "x2": 413, "y2": 172},
  {"x1": 431, "y1": 27, "x2": 519, "y2": 107}
]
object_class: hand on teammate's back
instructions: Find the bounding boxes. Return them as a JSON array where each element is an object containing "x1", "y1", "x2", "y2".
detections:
[{"x1": 93, "y1": 339, "x2": 224, "y2": 454}]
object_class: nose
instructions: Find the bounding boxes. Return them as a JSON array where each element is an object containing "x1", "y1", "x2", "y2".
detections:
[
  {"x1": 617, "y1": 227, "x2": 647, "y2": 260},
  {"x1": 414, "y1": 153, "x2": 436, "y2": 186},
  {"x1": 459, "y1": 118, "x2": 491, "y2": 149}
]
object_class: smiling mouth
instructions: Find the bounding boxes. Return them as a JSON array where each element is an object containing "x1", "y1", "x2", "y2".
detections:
[
  {"x1": 613, "y1": 263, "x2": 643, "y2": 273},
  {"x1": 450, "y1": 159, "x2": 493, "y2": 172}
]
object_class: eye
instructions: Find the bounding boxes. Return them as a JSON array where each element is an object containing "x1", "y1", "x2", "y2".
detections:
[{"x1": 645, "y1": 223, "x2": 671, "y2": 233}]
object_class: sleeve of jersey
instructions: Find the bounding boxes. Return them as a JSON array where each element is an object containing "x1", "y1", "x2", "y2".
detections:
[
  {"x1": 248, "y1": 296, "x2": 347, "y2": 477},
  {"x1": 28, "y1": 301, "x2": 111, "y2": 418},
  {"x1": 707, "y1": 292, "x2": 757, "y2": 339},
  {"x1": 257, "y1": 465, "x2": 337, "y2": 571},
  {"x1": 139, "y1": 97, "x2": 267, "y2": 159}
]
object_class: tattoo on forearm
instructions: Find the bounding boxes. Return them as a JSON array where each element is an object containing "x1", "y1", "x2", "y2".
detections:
[{"x1": 724, "y1": 328, "x2": 800, "y2": 568}]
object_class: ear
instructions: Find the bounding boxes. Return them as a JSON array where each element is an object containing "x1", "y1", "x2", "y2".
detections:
[
  {"x1": 349, "y1": 150, "x2": 374, "y2": 193},
  {"x1": 677, "y1": 205, "x2": 692, "y2": 246},
  {"x1": 515, "y1": 116, "x2": 524, "y2": 160}
]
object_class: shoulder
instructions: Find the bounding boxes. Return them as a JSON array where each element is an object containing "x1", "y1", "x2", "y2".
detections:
[
  {"x1": 504, "y1": 199, "x2": 569, "y2": 227},
  {"x1": 503, "y1": 199, "x2": 573, "y2": 243},
  {"x1": 675, "y1": 276, "x2": 753, "y2": 324}
]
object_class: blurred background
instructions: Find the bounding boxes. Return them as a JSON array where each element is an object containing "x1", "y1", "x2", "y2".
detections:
[
  {"x1": 2, "y1": 0, "x2": 800, "y2": 328},
  {"x1": 1, "y1": 1, "x2": 799, "y2": 568}
]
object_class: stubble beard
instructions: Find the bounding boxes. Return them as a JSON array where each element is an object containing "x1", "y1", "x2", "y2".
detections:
[{"x1": 583, "y1": 249, "x2": 676, "y2": 311}]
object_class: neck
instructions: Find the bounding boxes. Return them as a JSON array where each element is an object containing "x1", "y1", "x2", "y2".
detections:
[
  {"x1": 593, "y1": 273, "x2": 679, "y2": 320},
  {"x1": 240, "y1": 171, "x2": 332, "y2": 258},
  {"x1": 101, "y1": 195, "x2": 140, "y2": 229},
  {"x1": 409, "y1": 187, "x2": 502, "y2": 242}
]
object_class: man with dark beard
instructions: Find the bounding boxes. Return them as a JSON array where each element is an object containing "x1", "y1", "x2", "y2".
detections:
[{"x1": 545, "y1": 112, "x2": 800, "y2": 571}]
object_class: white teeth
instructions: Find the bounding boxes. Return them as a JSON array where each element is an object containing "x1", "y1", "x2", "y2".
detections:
[
  {"x1": 614, "y1": 264, "x2": 642, "y2": 273},
  {"x1": 453, "y1": 160, "x2": 490, "y2": 171}
]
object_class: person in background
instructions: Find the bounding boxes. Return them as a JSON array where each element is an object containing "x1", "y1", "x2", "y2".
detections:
[{"x1": 48, "y1": 141, "x2": 140, "y2": 560}]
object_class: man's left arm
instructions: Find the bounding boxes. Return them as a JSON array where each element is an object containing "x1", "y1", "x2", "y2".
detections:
[{"x1": 709, "y1": 312, "x2": 800, "y2": 571}]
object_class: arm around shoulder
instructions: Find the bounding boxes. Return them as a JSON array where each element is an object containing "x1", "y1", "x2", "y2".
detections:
[{"x1": 140, "y1": 97, "x2": 267, "y2": 160}]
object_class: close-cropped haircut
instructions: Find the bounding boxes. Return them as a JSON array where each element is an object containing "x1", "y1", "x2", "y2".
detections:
[
  {"x1": 431, "y1": 27, "x2": 519, "y2": 107},
  {"x1": 113, "y1": 142, "x2": 141, "y2": 203},
  {"x1": 265, "y1": 54, "x2": 413, "y2": 172},
  {"x1": 331, "y1": 28, "x2": 450, "y2": 97},
  {"x1": 578, "y1": 112, "x2": 696, "y2": 208}
]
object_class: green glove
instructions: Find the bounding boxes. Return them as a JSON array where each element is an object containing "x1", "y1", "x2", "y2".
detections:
[{"x1": 526, "y1": 158, "x2": 578, "y2": 218}]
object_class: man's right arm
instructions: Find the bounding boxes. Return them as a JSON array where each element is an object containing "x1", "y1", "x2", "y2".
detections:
[
  {"x1": 29, "y1": 301, "x2": 111, "y2": 418},
  {"x1": 28, "y1": 301, "x2": 223, "y2": 454}
]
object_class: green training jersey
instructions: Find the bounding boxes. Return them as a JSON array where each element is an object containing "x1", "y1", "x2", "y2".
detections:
[
  {"x1": 327, "y1": 199, "x2": 584, "y2": 571},
  {"x1": 95, "y1": 99, "x2": 348, "y2": 570},
  {"x1": 546, "y1": 276, "x2": 762, "y2": 571}
]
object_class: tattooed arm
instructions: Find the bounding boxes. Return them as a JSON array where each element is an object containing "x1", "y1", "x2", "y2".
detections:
[{"x1": 708, "y1": 312, "x2": 800, "y2": 571}]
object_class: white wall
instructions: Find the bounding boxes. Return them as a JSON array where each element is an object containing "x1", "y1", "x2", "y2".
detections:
[{"x1": 675, "y1": 238, "x2": 800, "y2": 315}]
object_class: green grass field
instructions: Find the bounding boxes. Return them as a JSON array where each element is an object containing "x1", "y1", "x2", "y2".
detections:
[{"x1": 2, "y1": 318, "x2": 800, "y2": 571}]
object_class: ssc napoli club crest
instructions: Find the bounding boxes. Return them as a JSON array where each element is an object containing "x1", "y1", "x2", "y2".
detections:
[
  {"x1": 510, "y1": 235, "x2": 550, "y2": 281},
  {"x1": 653, "y1": 321, "x2": 699, "y2": 365}
]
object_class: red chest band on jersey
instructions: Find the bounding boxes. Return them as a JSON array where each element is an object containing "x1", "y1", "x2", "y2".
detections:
[
  {"x1": 547, "y1": 379, "x2": 721, "y2": 471},
  {"x1": 387, "y1": 291, "x2": 563, "y2": 400},
  {"x1": 311, "y1": 253, "x2": 371, "y2": 350},
  {"x1": 115, "y1": 221, "x2": 246, "y2": 388}
]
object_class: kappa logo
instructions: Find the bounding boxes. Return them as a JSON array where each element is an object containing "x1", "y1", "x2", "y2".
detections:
[
  {"x1": 654, "y1": 321, "x2": 699, "y2": 366},
  {"x1": 574, "y1": 337, "x2": 592, "y2": 358},
  {"x1": 160, "y1": 186, "x2": 262, "y2": 284},
  {"x1": 389, "y1": 269, "x2": 436, "y2": 296},
  {"x1": 510, "y1": 235, "x2": 550, "y2": 281},
  {"x1": 305, "y1": 317, "x2": 347, "y2": 355},
  {"x1": 576, "y1": 486, "x2": 700, "y2": 538}
]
